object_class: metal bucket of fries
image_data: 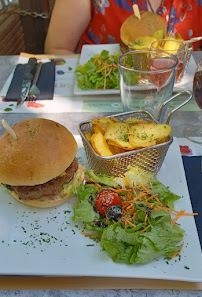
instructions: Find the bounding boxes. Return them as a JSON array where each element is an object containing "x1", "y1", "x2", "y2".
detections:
[{"x1": 78, "y1": 90, "x2": 192, "y2": 176}]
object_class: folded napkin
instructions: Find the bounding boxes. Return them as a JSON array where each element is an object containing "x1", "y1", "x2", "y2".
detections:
[
  {"x1": 5, "y1": 60, "x2": 55, "y2": 101},
  {"x1": 182, "y1": 156, "x2": 202, "y2": 247}
]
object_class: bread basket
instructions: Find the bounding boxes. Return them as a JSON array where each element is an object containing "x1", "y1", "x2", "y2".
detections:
[{"x1": 78, "y1": 91, "x2": 192, "y2": 176}]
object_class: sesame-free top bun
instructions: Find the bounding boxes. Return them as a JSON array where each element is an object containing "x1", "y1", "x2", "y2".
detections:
[
  {"x1": 0, "y1": 118, "x2": 78, "y2": 186},
  {"x1": 120, "y1": 11, "x2": 167, "y2": 46}
]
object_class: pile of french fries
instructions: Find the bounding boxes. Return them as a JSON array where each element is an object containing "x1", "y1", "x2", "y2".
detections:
[{"x1": 85, "y1": 117, "x2": 172, "y2": 157}]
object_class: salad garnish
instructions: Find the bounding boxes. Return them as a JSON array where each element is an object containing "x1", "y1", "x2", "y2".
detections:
[{"x1": 73, "y1": 166, "x2": 197, "y2": 264}]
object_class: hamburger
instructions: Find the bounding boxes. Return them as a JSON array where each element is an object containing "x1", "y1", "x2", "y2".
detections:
[
  {"x1": 120, "y1": 11, "x2": 167, "y2": 53},
  {"x1": 0, "y1": 118, "x2": 84, "y2": 208}
]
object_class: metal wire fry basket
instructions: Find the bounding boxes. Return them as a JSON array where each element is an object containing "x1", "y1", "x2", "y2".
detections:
[{"x1": 78, "y1": 91, "x2": 192, "y2": 176}]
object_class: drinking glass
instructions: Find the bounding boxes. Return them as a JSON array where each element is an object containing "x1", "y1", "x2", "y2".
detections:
[
  {"x1": 118, "y1": 49, "x2": 178, "y2": 120},
  {"x1": 184, "y1": 59, "x2": 202, "y2": 143},
  {"x1": 151, "y1": 39, "x2": 189, "y2": 83}
]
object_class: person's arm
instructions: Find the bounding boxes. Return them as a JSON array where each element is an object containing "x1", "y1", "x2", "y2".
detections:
[{"x1": 44, "y1": 0, "x2": 91, "y2": 54}]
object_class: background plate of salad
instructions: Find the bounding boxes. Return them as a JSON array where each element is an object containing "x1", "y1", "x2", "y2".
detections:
[
  {"x1": 74, "y1": 44, "x2": 120, "y2": 95},
  {"x1": 0, "y1": 136, "x2": 201, "y2": 281}
]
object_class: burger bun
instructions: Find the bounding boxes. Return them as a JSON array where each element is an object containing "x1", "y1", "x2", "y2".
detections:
[
  {"x1": 0, "y1": 118, "x2": 78, "y2": 186},
  {"x1": 120, "y1": 11, "x2": 167, "y2": 49}
]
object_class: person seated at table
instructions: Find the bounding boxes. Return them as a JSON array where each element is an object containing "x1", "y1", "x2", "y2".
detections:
[{"x1": 44, "y1": 0, "x2": 202, "y2": 54}]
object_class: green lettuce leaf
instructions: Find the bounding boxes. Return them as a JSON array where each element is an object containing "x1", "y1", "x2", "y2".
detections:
[
  {"x1": 85, "y1": 166, "x2": 153, "y2": 188},
  {"x1": 102, "y1": 223, "x2": 140, "y2": 245},
  {"x1": 150, "y1": 209, "x2": 171, "y2": 224},
  {"x1": 76, "y1": 184, "x2": 97, "y2": 202},
  {"x1": 85, "y1": 170, "x2": 123, "y2": 188},
  {"x1": 150, "y1": 177, "x2": 181, "y2": 207},
  {"x1": 101, "y1": 240, "x2": 139, "y2": 264},
  {"x1": 136, "y1": 223, "x2": 184, "y2": 263},
  {"x1": 143, "y1": 223, "x2": 184, "y2": 250},
  {"x1": 101, "y1": 223, "x2": 141, "y2": 263},
  {"x1": 62, "y1": 165, "x2": 84, "y2": 196},
  {"x1": 101, "y1": 222, "x2": 183, "y2": 264},
  {"x1": 125, "y1": 166, "x2": 154, "y2": 186},
  {"x1": 73, "y1": 199, "x2": 96, "y2": 222}
]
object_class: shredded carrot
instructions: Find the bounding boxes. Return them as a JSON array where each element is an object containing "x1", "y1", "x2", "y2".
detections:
[
  {"x1": 144, "y1": 212, "x2": 148, "y2": 224},
  {"x1": 122, "y1": 200, "x2": 132, "y2": 206},
  {"x1": 106, "y1": 67, "x2": 112, "y2": 77},
  {"x1": 126, "y1": 191, "x2": 132, "y2": 200},
  {"x1": 132, "y1": 212, "x2": 138, "y2": 220},
  {"x1": 138, "y1": 182, "x2": 150, "y2": 193},
  {"x1": 88, "y1": 178, "x2": 101, "y2": 188},
  {"x1": 153, "y1": 204, "x2": 198, "y2": 224},
  {"x1": 96, "y1": 65, "x2": 111, "y2": 73},
  {"x1": 112, "y1": 188, "x2": 133, "y2": 193},
  {"x1": 129, "y1": 206, "x2": 135, "y2": 215},
  {"x1": 171, "y1": 210, "x2": 186, "y2": 224},
  {"x1": 147, "y1": 203, "x2": 155, "y2": 207},
  {"x1": 171, "y1": 210, "x2": 198, "y2": 224},
  {"x1": 125, "y1": 219, "x2": 137, "y2": 228},
  {"x1": 170, "y1": 243, "x2": 184, "y2": 259},
  {"x1": 154, "y1": 205, "x2": 175, "y2": 215},
  {"x1": 119, "y1": 174, "x2": 137, "y2": 196},
  {"x1": 139, "y1": 225, "x2": 151, "y2": 233},
  {"x1": 146, "y1": 194, "x2": 159, "y2": 202},
  {"x1": 134, "y1": 191, "x2": 148, "y2": 201},
  {"x1": 80, "y1": 232, "x2": 101, "y2": 238},
  {"x1": 123, "y1": 209, "x2": 127, "y2": 216},
  {"x1": 93, "y1": 54, "x2": 101, "y2": 65},
  {"x1": 151, "y1": 195, "x2": 162, "y2": 204}
]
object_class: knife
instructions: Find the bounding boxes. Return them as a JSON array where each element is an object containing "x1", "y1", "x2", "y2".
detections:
[{"x1": 16, "y1": 58, "x2": 37, "y2": 107}]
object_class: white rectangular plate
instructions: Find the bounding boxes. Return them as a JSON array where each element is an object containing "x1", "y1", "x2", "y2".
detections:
[
  {"x1": 0, "y1": 136, "x2": 201, "y2": 281},
  {"x1": 73, "y1": 44, "x2": 120, "y2": 95},
  {"x1": 73, "y1": 44, "x2": 195, "y2": 96}
]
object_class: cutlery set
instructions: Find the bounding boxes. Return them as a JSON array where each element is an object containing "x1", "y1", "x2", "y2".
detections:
[{"x1": 17, "y1": 58, "x2": 42, "y2": 107}]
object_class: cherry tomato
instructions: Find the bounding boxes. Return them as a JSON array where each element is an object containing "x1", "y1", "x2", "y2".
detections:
[{"x1": 95, "y1": 190, "x2": 122, "y2": 216}]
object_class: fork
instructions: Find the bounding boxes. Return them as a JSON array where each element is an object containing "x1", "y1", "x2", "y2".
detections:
[{"x1": 28, "y1": 62, "x2": 42, "y2": 101}]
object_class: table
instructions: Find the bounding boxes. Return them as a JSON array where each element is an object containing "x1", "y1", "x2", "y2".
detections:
[{"x1": 0, "y1": 52, "x2": 201, "y2": 296}]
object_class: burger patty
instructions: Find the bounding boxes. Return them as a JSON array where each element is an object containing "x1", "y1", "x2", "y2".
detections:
[
  {"x1": 7, "y1": 158, "x2": 78, "y2": 200},
  {"x1": 120, "y1": 41, "x2": 129, "y2": 54}
]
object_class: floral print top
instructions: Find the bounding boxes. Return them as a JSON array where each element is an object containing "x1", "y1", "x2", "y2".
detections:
[{"x1": 76, "y1": 0, "x2": 202, "y2": 52}]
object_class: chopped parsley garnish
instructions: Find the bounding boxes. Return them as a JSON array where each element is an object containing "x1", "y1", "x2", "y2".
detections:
[{"x1": 184, "y1": 266, "x2": 190, "y2": 270}]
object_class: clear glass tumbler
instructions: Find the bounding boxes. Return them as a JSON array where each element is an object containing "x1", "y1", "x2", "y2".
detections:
[{"x1": 118, "y1": 49, "x2": 178, "y2": 120}]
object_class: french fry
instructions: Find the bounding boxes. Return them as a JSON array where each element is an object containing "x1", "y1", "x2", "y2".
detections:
[
  {"x1": 125, "y1": 118, "x2": 150, "y2": 125},
  {"x1": 108, "y1": 143, "x2": 126, "y2": 155},
  {"x1": 85, "y1": 132, "x2": 92, "y2": 142},
  {"x1": 92, "y1": 124, "x2": 104, "y2": 134},
  {"x1": 86, "y1": 116, "x2": 172, "y2": 157},
  {"x1": 110, "y1": 116, "x2": 119, "y2": 123},
  {"x1": 91, "y1": 117, "x2": 115, "y2": 135},
  {"x1": 156, "y1": 136, "x2": 170, "y2": 144},
  {"x1": 104, "y1": 123, "x2": 135, "y2": 150},
  {"x1": 91, "y1": 132, "x2": 113, "y2": 156},
  {"x1": 128, "y1": 123, "x2": 172, "y2": 149}
]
